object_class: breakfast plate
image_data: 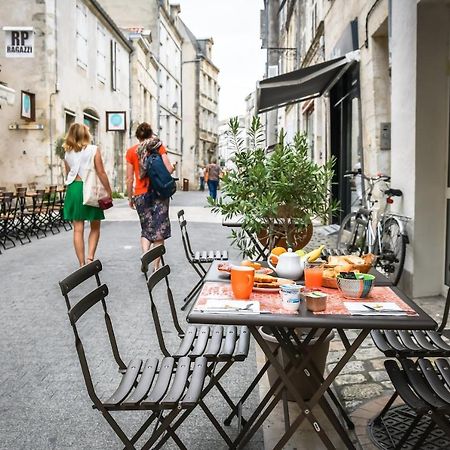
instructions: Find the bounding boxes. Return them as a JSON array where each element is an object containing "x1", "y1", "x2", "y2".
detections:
[
  {"x1": 252, "y1": 286, "x2": 280, "y2": 293},
  {"x1": 217, "y1": 263, "x2": 273, "y2": 276}
]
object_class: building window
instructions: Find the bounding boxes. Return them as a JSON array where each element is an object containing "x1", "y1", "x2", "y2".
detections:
[
  {"x1": 76, "y1": 1, "x2": 88, "y2": 69},
  {"x1": 83, "y1": 109, "x2": 99, "y2": 144},
  {"x1": 65, "y1": 110, "x2": 76, "y2": 132},
  {"x1": 111, "y1": 40, "x2": 117, "y2": 91},
  {"x1": 96, "y1": 22, "x2": 107, "y2": 83}
]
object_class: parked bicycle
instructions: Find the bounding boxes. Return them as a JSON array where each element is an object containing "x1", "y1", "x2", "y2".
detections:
[{"x1": 336, "y1": 170, "x2": 410, "y2": 285}]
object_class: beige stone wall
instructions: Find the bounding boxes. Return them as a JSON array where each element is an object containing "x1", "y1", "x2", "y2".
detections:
[
  {"x1": 179, "y1": 24, "x2": 198, "y2": 188},
  {"x1": 0, "y1": 0, "x2": 131, "y2": 190},
  {"x1": 324, "y1": 0, "x2": 390, "y2": 180},
  {"x1": 129, "y1": 37, "x2": 159, "y2": 137}
]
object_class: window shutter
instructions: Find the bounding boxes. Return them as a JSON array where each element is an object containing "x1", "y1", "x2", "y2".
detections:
[
  {"x1": 96, "y1": 22, "x2": 107, "y2": 83},
  {"x1": 76, "y1": 1, "x2": 88, "y2": 69}
]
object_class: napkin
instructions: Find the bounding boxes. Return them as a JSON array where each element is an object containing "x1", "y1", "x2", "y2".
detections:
[
  {"x1": 200, "y1": 299, "x2": 260, "y2": 314},
  {"x1": 344, "y1": 302, "x2": 408, "y2": 315}
]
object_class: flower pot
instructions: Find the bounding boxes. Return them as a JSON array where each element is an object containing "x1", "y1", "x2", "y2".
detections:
[
  {"x1": 257, "y1": 222, "x2": 313, "y2": 250},
  {"x1": 259, "y1": 326, "x2": 334, "y2": 401}
]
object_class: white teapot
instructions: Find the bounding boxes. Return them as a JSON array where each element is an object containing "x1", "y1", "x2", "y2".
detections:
[{"x1": 268, "y1": 248, "x2": 304, "y2": 280}]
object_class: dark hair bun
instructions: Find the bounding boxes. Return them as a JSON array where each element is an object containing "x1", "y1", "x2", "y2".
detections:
[{"x1": 135, "y1": 122, "x2": 153, "y2": 140}]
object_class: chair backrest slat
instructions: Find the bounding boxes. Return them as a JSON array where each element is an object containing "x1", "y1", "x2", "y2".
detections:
[
  {"x1": 141, "y1": 247, "x2": 185, "y2": 341},
  {"x1": 69, "y1": 284, "x2": 109, "y2": 324},
  {"x1": 141, "y1": 245, "x2": 166, "y2": 278},
  {"x1": 148, "y1": 264, "x2": 171, "y2": 291},
  {"x1": 59, "y1": 260, "x2": 103, "y2": 295}
]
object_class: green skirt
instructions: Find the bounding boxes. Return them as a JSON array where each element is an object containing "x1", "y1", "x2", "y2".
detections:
[{"x1": 63, "y1": 180, "x2": 105, "y2": 221}]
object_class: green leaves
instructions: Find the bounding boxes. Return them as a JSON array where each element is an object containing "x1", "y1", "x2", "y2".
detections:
[{"x1": 214, "y1": 118, "x2": 339, "y2": 254}]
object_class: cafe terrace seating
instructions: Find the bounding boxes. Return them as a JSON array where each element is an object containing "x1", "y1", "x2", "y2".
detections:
[
  {"x1": 141, "y1": 245, "x2": 250, "y2": 436},
  {"x1": 0, "y1": 185, "x2": 71, "y2": 253},
  {"x1": 58, "y1": 260, "x2": 208, "y2": 449},
  {"x1": 177, "y1": 209, "x2": 228, "y2": 311}
]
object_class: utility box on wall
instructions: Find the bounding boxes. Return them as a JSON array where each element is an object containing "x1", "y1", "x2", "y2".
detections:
[{"x1": 380, "y1": 122, "x2": 391, "y2": 150}]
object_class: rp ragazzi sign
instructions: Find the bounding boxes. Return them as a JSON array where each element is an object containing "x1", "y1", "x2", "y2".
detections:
[{"x1": 3, "y1": 27, "x2": 34, "y2": 58}]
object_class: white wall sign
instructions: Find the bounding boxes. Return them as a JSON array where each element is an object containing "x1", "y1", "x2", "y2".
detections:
[{"x1": 3, "y1": 26, "x2": 34, "y2": 58}]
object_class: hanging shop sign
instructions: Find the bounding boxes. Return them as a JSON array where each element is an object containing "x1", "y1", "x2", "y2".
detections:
[
  {"x1": 106, "y1": 111, "x2": 126, "y2": 131},
  {"x1": 3, "y1": 26, "x2": 34, "y2": 58}
]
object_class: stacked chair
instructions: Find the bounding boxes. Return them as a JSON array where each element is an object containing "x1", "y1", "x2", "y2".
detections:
[
  {"x1": 141, "y1": 245, "x2": 251, "y2": 443},
  {"x1": 177, "y1": 209, "x2": 228, "y2": 310},
  {"x1": 371, "y1": 289, "x2": 450, "y2": 446},
  {"x1": 58, "y1": 260, "x2": 209, "y2": 449}
]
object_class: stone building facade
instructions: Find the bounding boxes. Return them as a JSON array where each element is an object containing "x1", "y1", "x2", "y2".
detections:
[
  {"x1": 179, "y1": 20, "x2": 219, "y2": 186},
  {"x1": 101, "y1": 0, "x2": 184, "y2": 179},
  {"x1": 0, "y1": 0, "x2": 131, "y2": 190},
  {"x1": 261, "y1": 0, "x2": 450, "y2": 298},
  {"x1": 126, "y1": 29, "x2": 159, "y2": 143}
]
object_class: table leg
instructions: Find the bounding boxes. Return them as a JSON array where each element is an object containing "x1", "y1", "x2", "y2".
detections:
[{"x1": 247, "y1": 327, "x2": 337, "y2": 450}]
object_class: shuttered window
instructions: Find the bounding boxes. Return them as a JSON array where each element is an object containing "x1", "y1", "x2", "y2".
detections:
[
  {"x1": 96, "y1": 22, "x2": 107, "y2": 83},
  {"x1": 76, "y1": 1, "x2": 88, "y2": 69}
]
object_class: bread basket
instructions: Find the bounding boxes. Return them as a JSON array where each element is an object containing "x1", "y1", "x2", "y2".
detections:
[{"x1": 322, "y1": 277, "x2": 338, "y2": 289}]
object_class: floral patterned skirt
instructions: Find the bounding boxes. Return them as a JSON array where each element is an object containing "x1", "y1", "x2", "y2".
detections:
[{"x1": 135, "y1": 194, "x2": 171, "y2": 242}]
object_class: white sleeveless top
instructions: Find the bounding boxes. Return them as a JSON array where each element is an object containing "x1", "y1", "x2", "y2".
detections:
[{"x1": 64, "y1": 145, "x2": 97, "y2": 185}]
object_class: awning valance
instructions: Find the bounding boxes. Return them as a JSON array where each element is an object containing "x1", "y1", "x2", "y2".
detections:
[
  {"x1": 0, "y1": 84, "x2": 16, "y2": 105},
  {"x1": 256, "y1": 51, "x2": 359, "y2": 113}
]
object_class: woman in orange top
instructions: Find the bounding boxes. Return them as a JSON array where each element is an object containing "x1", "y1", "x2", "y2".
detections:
[{"x1": 126, "y1": 123, "x2": 174, "y2": 258}]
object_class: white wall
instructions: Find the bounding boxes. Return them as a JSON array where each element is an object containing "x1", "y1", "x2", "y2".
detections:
[{"x1": 413, "y1": 1, "x2": 449, "y2": 296}]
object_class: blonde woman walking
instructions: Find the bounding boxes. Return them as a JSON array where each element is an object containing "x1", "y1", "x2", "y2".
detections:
[{"x1": 63, "y1": 123, "x2": 112, "y2": 266}]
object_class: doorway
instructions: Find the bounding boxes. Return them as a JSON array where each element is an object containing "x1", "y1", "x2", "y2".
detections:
[{"x1": 330, "y1": 64, "x2": 362, "y2": 223}]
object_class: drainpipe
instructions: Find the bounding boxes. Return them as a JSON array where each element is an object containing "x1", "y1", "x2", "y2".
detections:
[
  {"x1": 266, "y1": 0, "x2": 279, "y2": 146},
  {"x1": 49, "y1": 0, "x2": 59, "y2": 185}
]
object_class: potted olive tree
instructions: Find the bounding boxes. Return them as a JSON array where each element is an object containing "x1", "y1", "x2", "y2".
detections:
[{"x1": 212, "y1": 117, "x2": 338, "y2": 256}]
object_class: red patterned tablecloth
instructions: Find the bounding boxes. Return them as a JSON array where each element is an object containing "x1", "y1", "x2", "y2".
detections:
[
  {"x1": 312, "y1": 286, "x2": 418, "y2": 316},
  {"x1": 195, "y1": 282, "x2": 417, "y2": 316},
  {"x1": 194, "y1": 282, "x2": 297, "y2": 314}
]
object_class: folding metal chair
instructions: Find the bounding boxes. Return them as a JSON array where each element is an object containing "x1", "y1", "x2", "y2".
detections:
[
  {"x1": 381, "y1": 358, "x2": 450, "y2": 448},
  {"x1": 141, "y1": 245, "x2": 250, "y2": 445},
  {"x1": 371, "y1": 289, "x2": 450, "y2": 421},
  {"x1": 58, "y1": 261, "x2": 208, "y2": 450},
  {"x1": 177, "y1": 209, "x2": 228, "y2": 310},
  {"x1": 0, "y1": 192, "x2": 17, "y2": 249}
]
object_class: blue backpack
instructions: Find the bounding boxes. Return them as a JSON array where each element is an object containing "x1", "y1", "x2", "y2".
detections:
[{"x1": 146, "y1": 150, "x2": 177, "y2": 200}]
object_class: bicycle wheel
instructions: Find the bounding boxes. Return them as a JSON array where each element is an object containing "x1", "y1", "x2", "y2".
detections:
[
  {"x1": 377, "y1": 217, "x2": 406, "y2": 285},
  {"x1": 337, "y1": 212, "x2": 367, "y2": 254}
]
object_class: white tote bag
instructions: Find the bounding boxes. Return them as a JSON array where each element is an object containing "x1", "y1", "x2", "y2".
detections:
[{"x1": 82, "y1": 145, "x2": 108, "y2": 207}]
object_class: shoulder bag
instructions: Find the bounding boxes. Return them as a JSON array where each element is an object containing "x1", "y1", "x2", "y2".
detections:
[{"x1": 82, "y1": 145, "x2": 112, "y2": 209}]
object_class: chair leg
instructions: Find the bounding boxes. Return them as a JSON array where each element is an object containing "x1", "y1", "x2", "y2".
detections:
[
  {"x1": 141, "y1": 408, "x2": 183, "y2": 450},
  {"x1": 373, "y1": 391, "x2": 399, "y2": 425},
  {"x1": 101, "y1": 410, "x2": 136, "y2": 449}
]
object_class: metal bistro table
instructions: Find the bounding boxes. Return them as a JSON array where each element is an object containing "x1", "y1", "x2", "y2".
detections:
[{"x1": 187, "y1": 266, "x2": 436, "y2": 450}]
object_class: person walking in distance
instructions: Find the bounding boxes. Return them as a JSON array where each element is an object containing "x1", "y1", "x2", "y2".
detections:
[
  {"x1": 63, "y1": 123, "x2": 112, "y2": 267},
  {"x1": 126, "y1": 122, "x2": 174, "y2": 266},
  {"x1": 206, "y1": 159, "x2": 221, "y2": 201},
  {"x1": 198, "y1": 165, "x2": 205, "y2": 191}
]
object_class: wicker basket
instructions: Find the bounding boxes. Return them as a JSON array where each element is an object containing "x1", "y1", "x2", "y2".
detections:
[{"x1": 353, "y1": 264, "x2": 371, "y2": 274}]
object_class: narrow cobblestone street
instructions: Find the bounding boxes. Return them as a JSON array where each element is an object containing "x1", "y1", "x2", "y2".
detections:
[{"x1": 0, "y1": 191, "x2": 447, "y2": 449}]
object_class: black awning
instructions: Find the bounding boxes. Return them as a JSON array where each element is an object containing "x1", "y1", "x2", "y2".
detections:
[{"x1": 256, "y1": 55, "x2": 356, "y2": 113}]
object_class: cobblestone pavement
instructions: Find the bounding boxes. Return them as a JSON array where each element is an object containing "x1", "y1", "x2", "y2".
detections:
[{"x1": 0, "y1": 190, "x2": 446, "y2": 449}]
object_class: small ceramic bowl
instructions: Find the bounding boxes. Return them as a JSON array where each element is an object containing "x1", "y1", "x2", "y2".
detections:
[
  {"x1": 305, "y1": 291, "x2": 327, "y2": 312},
  {"x1": 336, "y1": 273, "x2": 375, "y2": 299}
]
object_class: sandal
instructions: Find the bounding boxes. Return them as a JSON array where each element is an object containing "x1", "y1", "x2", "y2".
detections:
[{"x1": 86, "y1": 257, "x2": 94, "y2": 263}]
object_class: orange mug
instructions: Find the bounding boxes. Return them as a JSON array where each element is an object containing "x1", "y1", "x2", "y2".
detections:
[{"x1": 231, "y1": 266, "x2": 255, "y2": 299}]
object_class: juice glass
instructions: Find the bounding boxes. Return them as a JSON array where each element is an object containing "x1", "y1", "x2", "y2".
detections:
[{"x1": 304, "y1": 264, "x2": 324, "y2": 289}]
